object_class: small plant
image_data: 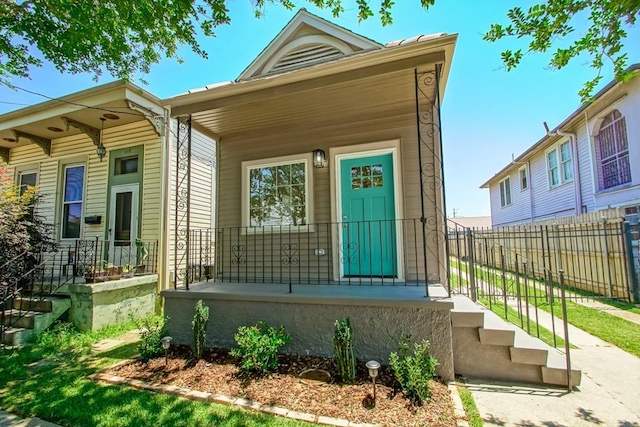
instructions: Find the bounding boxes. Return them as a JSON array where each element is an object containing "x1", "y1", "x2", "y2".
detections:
[
  {"x1": 136, "y1": 316, "x2": 169, "y2": 362},
  {"x1": 192, "y1": 300, "x2": 209, "y2": 359},
  {"x1": 389, "y1": 334, "x2": 438, "y2": 405},
  {"x1": 333, "y1": 317, "x2": 355, "y2": 384},
  {"x1": 230, "y1": 321, "x2": 291, "y2": 374}
]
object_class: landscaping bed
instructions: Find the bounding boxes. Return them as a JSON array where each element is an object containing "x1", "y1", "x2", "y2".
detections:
[{"x1": 105, "y1": 345, "x2": 457, "y2": 427}]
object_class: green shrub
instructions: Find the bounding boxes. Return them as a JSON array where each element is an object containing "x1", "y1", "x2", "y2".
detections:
[
  {"x1": 333, "y1": 317, "x2": 355, "y2": 384},
  {"x1": 389, "y1": 334, "x2": 438, "y2": 405},
  {"x1": 230, "y1": 321, "x2": 291, "y2": 373},
  {"x1": 192, "y1": 300, "x2": 209, "y2": 359},
  {"x1": 137, "y1": 316, "x2": 169, "y2": 362}
]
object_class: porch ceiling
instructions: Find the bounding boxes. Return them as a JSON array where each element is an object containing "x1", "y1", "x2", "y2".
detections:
[
  {"x1": 191, "y1": 66, "x2": 431, "y2": 139},
  {"x1": 0, "y1": 100, "x2": 147, "y2": 149}
]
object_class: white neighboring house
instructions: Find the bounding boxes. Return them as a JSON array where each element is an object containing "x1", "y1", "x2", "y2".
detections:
[{"x1": 481, "y1": 64, "x2": 640, "y2": 227}]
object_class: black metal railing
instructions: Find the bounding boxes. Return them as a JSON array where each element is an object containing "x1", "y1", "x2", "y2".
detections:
[{"x1": 177, "y1": 219, "x2": 444, "y2": 289}]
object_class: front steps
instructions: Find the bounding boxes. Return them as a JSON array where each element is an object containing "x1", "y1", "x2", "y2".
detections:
[
  {"x1": 1, "y1": 296, "x2": 71, "y2": 346},
  {"x1": 451, "y1": 295, "x2": 581, "y2": 388}
]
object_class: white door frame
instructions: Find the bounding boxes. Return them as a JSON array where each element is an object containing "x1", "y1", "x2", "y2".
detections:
[
  {"x1": 108, "y1": 183, "x2": 140, "y2": 262},
  {"x1": 329, "y1": 139, "x2": 405, "y2": 281}
]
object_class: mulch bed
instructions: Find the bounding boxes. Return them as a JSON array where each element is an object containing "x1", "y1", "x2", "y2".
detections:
[{"x1": 105, "y1": 345, "x2": 458, "y2": 426}]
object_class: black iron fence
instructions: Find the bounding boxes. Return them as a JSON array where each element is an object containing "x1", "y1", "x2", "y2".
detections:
[{"x1": 177, "y1": 218, "x2": 444, "y2": 289}]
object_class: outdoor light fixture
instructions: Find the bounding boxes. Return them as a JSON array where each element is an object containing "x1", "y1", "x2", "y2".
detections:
[
  {"x1": 161, "y1": 336, "x2": 173, "y2": 366},
  {"x1": 96, "y1": 117, "x2": 107, "y2": 162},
  {"x1": 366, "y1": 360, "x2": 380, "y2": 407},
  {"x1": 313, "y1": 148, "x2": 326, "y2": 168}
]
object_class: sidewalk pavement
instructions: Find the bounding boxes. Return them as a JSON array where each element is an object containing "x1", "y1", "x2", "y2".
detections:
[
  {"x1": 0, "y1": 409, "x2": 60, "y2": 427},
  {"x1": 467, "y1": 301, "x2": 640, "y2": 426}
]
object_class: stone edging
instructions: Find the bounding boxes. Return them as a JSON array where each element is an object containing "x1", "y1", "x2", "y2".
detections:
[
  {"x1": 447, "y1": 382, "x2": 470, "y2": 427},
  {"x1": 89, "y1": 368, "x2": 376, "y2": 427}
]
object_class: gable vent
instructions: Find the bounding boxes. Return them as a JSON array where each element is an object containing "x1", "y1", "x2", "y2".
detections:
[{"x1": 268, "y1": 44, "x2": 345, "y2": 73}]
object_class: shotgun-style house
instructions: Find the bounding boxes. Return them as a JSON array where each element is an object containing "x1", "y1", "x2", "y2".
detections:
[
  {"x1": 482, "y1": 65, "x2": 640, "y2": 227},
  {"x1": 0, "y1": 81, "x2": 216, "y2": 338},
  {"x1": 161, "y1": 9, "x2": 460, "y2": 380}
]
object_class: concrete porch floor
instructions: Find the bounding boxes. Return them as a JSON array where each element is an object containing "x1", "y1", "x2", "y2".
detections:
[{"x1": 162, "y1": 281, "x2": 452, "y2": 309}]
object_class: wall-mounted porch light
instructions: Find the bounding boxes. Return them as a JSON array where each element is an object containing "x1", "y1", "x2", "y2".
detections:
[
  {"x1": 96, "y1": 117, "x2": 107, "y2": 162},
  {"x1": 313, "y1": 148, "x2": 326, "y2": 168}
]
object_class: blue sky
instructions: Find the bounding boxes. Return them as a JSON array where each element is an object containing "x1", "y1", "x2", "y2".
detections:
[{"x1": 1, "y1": 1, "x2": 638, "y2": 218}]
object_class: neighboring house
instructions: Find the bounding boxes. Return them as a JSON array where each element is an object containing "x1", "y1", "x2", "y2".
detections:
[
  {"x1": 448, "y1": 216, "x2": 492, "y2": 230},
  {"x1": 0, "y1": 81, "x2": 215, "y2": 332},
  {"x1": 162, "y1": 9, "x2": 457, "y2": 288},
  {"x1": 481, "y1": 64, "x2": 640, "y2": 227}
]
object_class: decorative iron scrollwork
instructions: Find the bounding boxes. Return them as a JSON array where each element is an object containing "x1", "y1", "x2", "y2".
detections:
[
  {"x1": 232, "y1": 245, "x2": 246, "y2": 265},
  {"x1": 174, "y1": 116, "x2": 192, "y2": 289},
  {"x1": 339, "y1": 242, "x2": 359, "y2": 265},
  {"x1": 281, "y1": 243, "x2": 299, "y2": 266}
]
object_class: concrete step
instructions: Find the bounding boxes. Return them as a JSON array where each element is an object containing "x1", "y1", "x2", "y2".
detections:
[
  {"x1": 478, "y1": 310, "x2": 517, "y2": 346},
  {"x1": 509, "y1": 329, "x2": 550, "y2": 366},
  {"x1": 12, "y1": 297, "x2": 53, "y2": 312},
  {"x1": 1, "y1": 297, "x2": 71, "y2": 345},
  {"x1": 451, "y1": 296, "x2": 485, "y2": 328},
  {"x1": 542, "y1": 350, "x2": 582, "y2": 387},
  {"x1": 1, "y1": 327, "x2": 34, "y2": 346}
]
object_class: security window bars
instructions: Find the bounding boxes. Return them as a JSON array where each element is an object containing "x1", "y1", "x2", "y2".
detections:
[
  {"x1": 249, "y1": 161, "x2": 307, "y2": 227},
  {"x1": 62, "y1": 165, "x2": 85, "y2": 239},
  {"x1": 597, "y1": 110, "x2": 630, "y2": 190},
  {"x1": 499, "y1": 177, "x2": 511, "y2": 207}
]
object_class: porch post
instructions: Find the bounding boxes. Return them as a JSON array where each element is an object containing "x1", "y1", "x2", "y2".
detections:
[
  {"x1": 414, "y1": 65, "x2": 447, "y2": 296},
  {"x1": 174, "y1": 116, "x2": 192, "y2": 290}
]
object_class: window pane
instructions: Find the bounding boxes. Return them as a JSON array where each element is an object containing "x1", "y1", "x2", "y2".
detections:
[
  {"x1": 560, "y1": 142, "x2": 571, "y2": 162},
  {"x1": 64, "y1": 166, "x2": 84, "y2": 202},
  {"x1": 62, "y1": 203, "x2": 82, "y2": 239},
  {"x1": 563, "y1": 161, "x2": 573, "y2": 181},
  {"x1": 114, "y1": 191, "x2": 133, "y2": 244},
  {"x1": 291, "y1": 163, "x2": 305, "y2": 184},
  {"x1": 19, "y1": 172, "x2": 37, "y2": 196},
  {"x1": 115, "y1": 156, "x2": 138, "y2": 175},
  {"x1": 547, "y1": 150, "x2": 557, "y2": 168}
]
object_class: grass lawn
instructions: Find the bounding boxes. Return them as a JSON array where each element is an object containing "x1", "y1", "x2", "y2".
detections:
[
  {"x1": 0, "y1": 320, "x2": 312, "y2": 427},
  {"x1": 456, "y1": 383, "x2": 483, "y2": 427}
]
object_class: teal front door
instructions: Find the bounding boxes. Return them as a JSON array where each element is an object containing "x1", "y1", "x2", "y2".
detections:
[{"x1": 340, "y1": 153, "x2": 397, "y2": 277}]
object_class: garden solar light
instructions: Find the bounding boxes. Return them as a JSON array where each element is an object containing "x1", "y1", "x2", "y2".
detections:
[
  {"x1": 161, "y1": 336, "x2": 173, "y2": 365},
  {"x1": 366, "y1": 360, "x2": 380, "y2": 406}
]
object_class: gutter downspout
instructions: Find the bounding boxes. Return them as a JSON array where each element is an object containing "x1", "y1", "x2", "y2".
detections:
[{"x1": 548, "y1": 129, "x2": 582, "y2": 215}]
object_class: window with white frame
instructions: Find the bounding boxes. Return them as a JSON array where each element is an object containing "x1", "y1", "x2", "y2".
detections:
[
  {"x1": 499, "y1": 177, "x2": 511, "y2": 207},
  {"x1": 61, "y1": 165, "x2": 85, "y2": 239},
  {"x1": 18, "y1": 170, "x2": 38, "y2": 196},
  {"x1": 547, "y1": 141, "x2": 573, "y2": 188},
  {"x1": 596, "y1": 110, "x2": 630, "y2": 190},
  {"x1": 244, "y1": 154, "x2": 312, "y2": 227},
  {"x1": 519, "y1": 167, "x2": 528, "y2": 190}
]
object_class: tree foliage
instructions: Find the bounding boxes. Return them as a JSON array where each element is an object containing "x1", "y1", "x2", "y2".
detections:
[{"x1": 0, "y1": 1, "x2": 636, "y2": 99}]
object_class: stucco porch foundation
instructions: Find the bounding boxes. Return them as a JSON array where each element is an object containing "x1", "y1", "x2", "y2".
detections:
[{"x1": 161, "y1": 282, "x2": 455, "y2": 381}]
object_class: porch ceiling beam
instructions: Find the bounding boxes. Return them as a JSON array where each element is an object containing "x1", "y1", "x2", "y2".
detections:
[
  {"x1": 12, "y1": 130, "x2": 51, "y2": 156},
  {"x1": 171, "y1": 51, "x2": 444, "y2": 117},
  {"x1": 62, "y1": 117, "x2": 100, "y2": 146},
  {"x1": 0, "y1": 147, "x2": 9, "y2": 163}
]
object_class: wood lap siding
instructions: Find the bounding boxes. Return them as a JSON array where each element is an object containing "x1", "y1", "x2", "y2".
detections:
[
  {"x1": 6, "y1": 120, "x2": 163, "y2": 242},
  {"x1": 217, "y1": 109, "x2": 444, "y2": 283}
]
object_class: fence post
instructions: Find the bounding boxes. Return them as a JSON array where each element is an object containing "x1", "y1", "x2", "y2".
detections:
[
  {"x1": 600, "y1": 217, "x2": 613, "y2": 298},
  {"x1": 553, "y1": 224, "x2": 562, "y2": 272},
  {"x1": 559, "y1": 270, "x2": 573, "y2": 391},
  {"x1": 466, "y1": 228, "x2": 476, "y2": 302},
  {"x1": 622, "y1": 221, "x2": 639, "y2": 302}
]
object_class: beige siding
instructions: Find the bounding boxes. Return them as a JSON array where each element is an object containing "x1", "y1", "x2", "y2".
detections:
[
  {"x1": 5, "y1": 120, "x2": 163, "y2": 244},
  {"x1": 216, "y1": 106, "x2": 444, "y2": 283}
]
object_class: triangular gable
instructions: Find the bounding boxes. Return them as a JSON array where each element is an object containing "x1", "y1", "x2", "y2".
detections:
[{"x1": 238, "y1": 9, "x2": 382, "y2": 80}]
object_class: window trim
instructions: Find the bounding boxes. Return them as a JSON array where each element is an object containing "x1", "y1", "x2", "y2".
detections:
[
  {"x1": 499, "y1": 176, "x2": 511, "y2": 208},
  {"x1": 519, "y1": 166, "x2": 528, "y2": 191},
  {"x1": 15, "y1": 164, "x2": 39, "y2": 197},
  {"x1": 546, "y1": 140, "x2": 573, "y2": 190},
  {"x1": 241, "y1": 153, "x2": 314, "y2": 232},
  {"x1": 59, "y1": 162, "x2": 87, "y2": 241}
]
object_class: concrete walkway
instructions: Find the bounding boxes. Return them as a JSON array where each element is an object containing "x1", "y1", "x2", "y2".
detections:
[
  {"x1": 0, "y1": 409, "x2": 60, "y2": 427},
  {"x1": 466, "y1": 298, "x2": 640, "y2": 426}
]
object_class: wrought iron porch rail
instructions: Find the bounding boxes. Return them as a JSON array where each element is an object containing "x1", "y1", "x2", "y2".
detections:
[{"x1": 177, "y1": 218, "x2": 443, "y2": 289}]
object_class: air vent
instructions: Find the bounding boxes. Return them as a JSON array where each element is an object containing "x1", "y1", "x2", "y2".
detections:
[{"x1": 269, "y1": 44, "x2": 344, "y2": 73}]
